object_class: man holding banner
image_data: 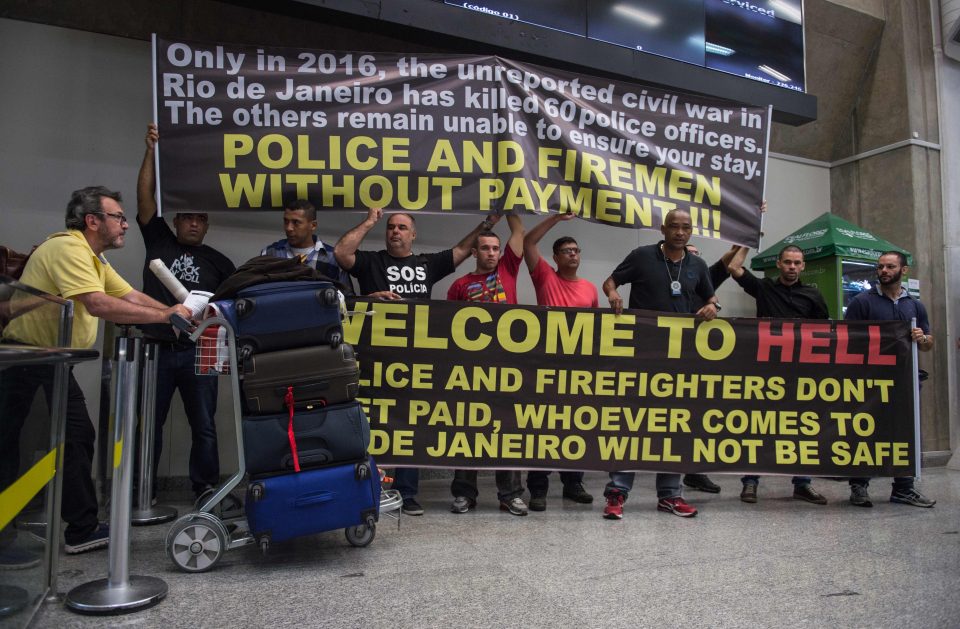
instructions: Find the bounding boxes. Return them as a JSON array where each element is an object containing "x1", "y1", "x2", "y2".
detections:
[
  {"x1": 334, "y1": 207, "x2": 494, "y2": 515},
  {"x1": 522, "y1": 212, "x2": 598, "y2": 511},
  {"x1": 138, "y1": 123, "x2": 236, "y2": 501},
  {"x1": 447, "y1": 214, "x2": 529, "y2": 516},
  {"x1": 844, "y1": 251, "x2": 935, "y2": 508},
  {"x1": 600, "y1": 208, "x2": 718, "y2": 519},
  {"x1": 727, "y1": 244, "x2": 830, "y2": 505}
]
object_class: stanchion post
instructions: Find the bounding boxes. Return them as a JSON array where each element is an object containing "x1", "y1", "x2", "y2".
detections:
[
  {"x1": 65, "y1": 335, "x2": 167, "y2": 614},
  {"x1": 130, "y1": 341, "x2": 176, "y2": 525},
  {"x1": 41, "y1": 300, "x2": 74, "y2": 603}
]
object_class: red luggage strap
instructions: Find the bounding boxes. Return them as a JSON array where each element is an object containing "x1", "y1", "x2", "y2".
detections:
[{"x1": 284, "y1": 386, "x2": 301, "y2": 472}]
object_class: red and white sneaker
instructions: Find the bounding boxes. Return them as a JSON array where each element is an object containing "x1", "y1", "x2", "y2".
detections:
[
  {"x1": 603, "y1": 491, "x2": 625, "y2": 520},
  {"x1": 657, "y1": 496, "x2": 698, "y2": 518}
]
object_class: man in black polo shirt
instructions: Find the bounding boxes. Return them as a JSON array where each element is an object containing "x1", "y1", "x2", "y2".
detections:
[
  {"x1": 137, "y1": 123, "x2": 235, "y2": 499},
  {"x1": 844, "y1": 251, "x2": 935, "y2": 508},
  {"x1": 727, "y1": 244, "x2": 830, "y2": 505},
  {"x1": 600, "y1": 208, "x2": 718, "y2": 520}
]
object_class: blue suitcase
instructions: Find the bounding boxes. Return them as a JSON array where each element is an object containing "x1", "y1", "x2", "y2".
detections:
[
  {"x1": 245, "y1": 458, "x2": 381, "y2": 546},
  {"x1": 242, "y1": 400, "x2": 371, "y2": 475},
  {"x1": 224, "y1": 281, "x2": 342, "y2": 357}
]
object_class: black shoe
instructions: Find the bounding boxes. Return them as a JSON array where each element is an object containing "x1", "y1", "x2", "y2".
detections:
[
  {"x1": 529, "y1": 494, "x2": 547, "y2": 512},
  {"x1": 401, "y1": 498, "x2": 424, "y2": 516},
  {"x1": 562, "y1": 483, "x2": 594, "y2": 504},
  {"x1": 740, "y1": 483, "x2": 758, "y2": 503},
  {"x1": 683, "y1": 474, "x2": 721, "y2": 493},
  {"x1": 64, "y1": 523, "x2": 110, "y2": 555},
  {"x1": 793, "y1": 484, "x2": 828, "y2": 505}
]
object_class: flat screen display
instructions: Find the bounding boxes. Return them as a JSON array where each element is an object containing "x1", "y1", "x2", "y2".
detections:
[
  {"x1": 705, "y1": 0, "x2": 805, "y2": 91},
  {"x1": 442, "y1": 1, "x2": 587, "y2": 37},
  {"x1": 442, "y1": 0, "x2": 805, "y2": 92},
  {"x1": 587, "y1": 0, "x2": 705, "y2": 66}
]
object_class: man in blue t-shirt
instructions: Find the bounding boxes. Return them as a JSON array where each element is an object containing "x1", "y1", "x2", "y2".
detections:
[{"x1": 844, "y1": 251, "x2": 935, "y2": 508}]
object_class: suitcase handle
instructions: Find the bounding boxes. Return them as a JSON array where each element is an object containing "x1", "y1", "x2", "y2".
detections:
[
  {"x1": 281, "y1": 449, "x2": 332, "y2": 468},
  {"x1": 295, "y1": 490, "x2": 335, "y2": 507}
]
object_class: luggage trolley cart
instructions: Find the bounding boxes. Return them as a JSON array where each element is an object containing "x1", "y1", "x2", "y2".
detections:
[{"x1": 163, "y1": 316, "x2": 401, "y2": 573}]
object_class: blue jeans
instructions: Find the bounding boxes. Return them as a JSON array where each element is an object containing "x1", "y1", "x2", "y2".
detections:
[
  {"x1": 154, "y1": 345, "x2": 219, "y2": 495},
  {"x1": 392, "y1": 467, "x2": 419, "y2": 500},
  {"x1": 526, "y1": 470, "x2": 583, "y2": 496},
  {"x1": 604, "y1": 472, "x2": 682, "y2": 499},
  {"x1": 742, "y1": 475, "x2": 811, "y2": 486}
]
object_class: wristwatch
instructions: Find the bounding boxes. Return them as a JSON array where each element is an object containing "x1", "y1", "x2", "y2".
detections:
[{"x1": 712, "y1": 301, "x2": 721, "y2": 311}]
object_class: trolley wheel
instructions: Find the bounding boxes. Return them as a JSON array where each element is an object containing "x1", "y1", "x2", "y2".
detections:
[
  {"x1": 166, "y1": 513, "x2": 228, "y2": 573},
  {"x1": 259, "y1": 537, "x2": 270, "y2": 555},
  {"x1": 345, "y1": 522, "x2": 376, "y2": 547}
]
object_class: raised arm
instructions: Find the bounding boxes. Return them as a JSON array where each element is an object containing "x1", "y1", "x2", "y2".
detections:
[
  {"x1": 523, "y1": 213, "x2": 573, "y2": 272},
  {"x1": 137, "y1": 123, "x2": 159, "y2": 225},
  {"x1": 726, "y1": 245, "x2": 750, "y2": 279},
  {"x1": 505, "y1": 214, "x2": 524, "y2": 258},
  {"x1": 334, "y1": 207, "x2": 381, "y2": 271},
  {"x1": 452, "y1": 215, "x2": 499, "y2": 266}
]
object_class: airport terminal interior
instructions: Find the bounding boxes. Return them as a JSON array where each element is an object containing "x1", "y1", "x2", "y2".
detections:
[{"x1": 1, "y1": 1, "x2": 959, "y2": 627}]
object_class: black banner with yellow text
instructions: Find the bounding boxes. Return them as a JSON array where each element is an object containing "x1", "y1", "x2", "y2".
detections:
[
  {"x1": 154, "y1": 37, "x2": 769, "y2": 246},
  {"x1": 346, "y1": 299, "x2": 916, "y2": 478}
]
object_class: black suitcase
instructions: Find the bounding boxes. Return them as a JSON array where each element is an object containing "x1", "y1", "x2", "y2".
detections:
[
  {"x1": 242, "y1": 401, "x2": 371, "y2": 475},
  {"x1": 231, "y1": 281, "x2": 342, "y2": 356},
  {"x1": 241, "y1": 343, "x2": 360, "y2": 414}
]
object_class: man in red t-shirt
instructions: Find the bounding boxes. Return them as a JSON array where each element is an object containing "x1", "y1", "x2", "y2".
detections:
[
  {"x1": 522, "y1": 213, "x2": 598, "y2": 511},
  {"x1": 446, "y1": 214, "x2": 529, "y2": 516}
]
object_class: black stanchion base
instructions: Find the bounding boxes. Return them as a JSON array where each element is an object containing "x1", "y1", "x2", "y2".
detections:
[
  {"x1": 64, "y1": 575, "x2": 167, "y2": 615},
  {"x1": 0, "y1": 584, "x2": 31, "y2": 617},
  {"x1": 130, "y1": 505, "x2": 178, "y2": 526}
]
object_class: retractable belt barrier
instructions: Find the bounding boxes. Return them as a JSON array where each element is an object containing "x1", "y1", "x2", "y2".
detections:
[
  {"x1": 65, "y1": 335, "x2": 168, "y2": 614},
  {"x1": 130, "y1": 341, "x2": 177, "y2": 526}
]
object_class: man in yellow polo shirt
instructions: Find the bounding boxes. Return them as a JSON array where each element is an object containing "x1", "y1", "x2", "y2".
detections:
[{"x1": 1, "y1": 186, "x2": 190, "y2": 555}]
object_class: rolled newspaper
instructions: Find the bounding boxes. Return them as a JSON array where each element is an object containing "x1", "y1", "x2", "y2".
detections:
[{"x1": 148, "y1": 258, "x2": 189, "y2": 302}]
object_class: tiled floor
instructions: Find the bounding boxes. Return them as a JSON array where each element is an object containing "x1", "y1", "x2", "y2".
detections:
[{"x1": 20, "y1": 468, "x2": 960, "y2": 628}]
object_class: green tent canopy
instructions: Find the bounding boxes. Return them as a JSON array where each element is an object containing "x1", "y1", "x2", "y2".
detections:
[{"x1": 750, "y1": 212, "x2": 912, "y2": 270}]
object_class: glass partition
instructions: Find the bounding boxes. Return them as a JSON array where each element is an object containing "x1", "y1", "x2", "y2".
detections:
[{"x1": 0, "y1": 277, "x2": 95, "y2": 628}]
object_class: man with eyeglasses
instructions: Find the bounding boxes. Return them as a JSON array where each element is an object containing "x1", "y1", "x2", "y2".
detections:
[
  {"x1": 1, "y1": 186, "x2": 192, "y2": 555},
  {"x1": 600, "y1": 208, "x2": 718, "y2": 520},
  {"x1": 137, "y1": 123, "x2": 235, "y2": 501},
  {"x1": 843, "y1": 251, "x2": 935, "y2": 508},
  {"x1": 522, "y1": 212, "x2": 599, "y2": 511}
]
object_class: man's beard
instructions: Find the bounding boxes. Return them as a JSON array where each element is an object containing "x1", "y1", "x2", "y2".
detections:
[{"x1": 879, "y1": 270, "x2": 902, "y2": 285}]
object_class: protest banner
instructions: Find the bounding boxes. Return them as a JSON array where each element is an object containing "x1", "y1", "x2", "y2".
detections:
[
  {"x1": 153, "y1": 36, "x2": 770, "y2": 246},
  {"x1": 346, "y1": 299, "x2": 917, "y2": 478}
]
